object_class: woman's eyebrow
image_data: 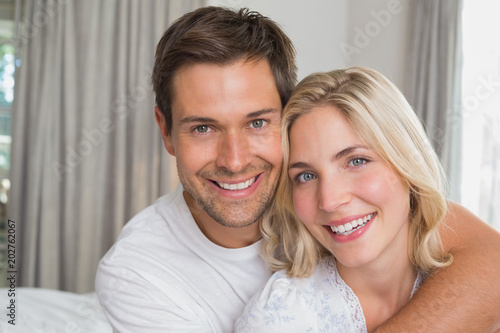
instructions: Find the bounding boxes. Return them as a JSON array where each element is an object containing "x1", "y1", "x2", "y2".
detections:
[
  {"x1": 288, "y1": 161, "x2": 311, "y2": 170},
  {"x1": 288, "y1": 145, "x2": 370, "y2": 170},
  {"x1": 333, "y1": 145, "x2": 369, "y2": 161}
]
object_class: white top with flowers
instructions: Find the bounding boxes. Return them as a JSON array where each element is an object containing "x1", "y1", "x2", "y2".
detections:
[{"x1": 235, "y1": 256, "x2": 424, "y2": 333}]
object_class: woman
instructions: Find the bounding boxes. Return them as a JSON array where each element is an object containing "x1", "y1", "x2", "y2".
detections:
[{"x1": 235, "y1": 67, "x2": 453, "y2": 332}]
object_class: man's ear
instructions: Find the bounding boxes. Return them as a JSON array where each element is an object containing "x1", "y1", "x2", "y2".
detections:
[{"x1": 154, "y1": 106, "x2": 176, "y2": 156}]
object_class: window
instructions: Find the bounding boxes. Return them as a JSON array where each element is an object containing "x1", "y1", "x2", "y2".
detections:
[
  {"x1": 461, "y1": 0, "x2": 500, "y2": 229},
  {"x1": 0, "y1": 0, "x2": 15, "y2": 286},
  {"x1": 0, "y1": 42, "x2": 14, "y2": 177}
]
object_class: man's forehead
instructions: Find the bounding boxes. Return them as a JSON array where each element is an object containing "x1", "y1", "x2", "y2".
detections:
[{"x1": 170, "y1": 59, "x2": 282, "y2": 124}]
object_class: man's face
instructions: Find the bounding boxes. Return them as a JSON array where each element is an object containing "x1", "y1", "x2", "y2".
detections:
[{"x1": 156, "y1": 59, "x2": 283, "y2": 234}]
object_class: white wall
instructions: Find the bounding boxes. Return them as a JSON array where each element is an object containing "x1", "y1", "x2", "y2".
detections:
[
  {"x1": 207, "y1": 0, "x2": 410, "y2": 88},
  {"x1": 207, "y1": 0, "x2": 349, "y2": 80},
  {"x1": 346, "y1": 0, "x2": 411, "y2": 91}
]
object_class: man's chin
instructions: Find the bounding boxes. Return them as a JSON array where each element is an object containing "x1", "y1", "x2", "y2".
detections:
[
  {"x1": 182, "y1": 178, "x2": 274, "y2": 228},
  {"x1": 205, "y1": 206, "x2": 262, "y2": 229}
]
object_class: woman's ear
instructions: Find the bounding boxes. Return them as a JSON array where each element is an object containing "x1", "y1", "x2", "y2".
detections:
[{"x1": 154, "y1": 106, "x2": 176, "y2": 156}]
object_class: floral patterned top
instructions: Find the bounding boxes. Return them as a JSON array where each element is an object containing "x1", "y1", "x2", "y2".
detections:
[{"x1": 235, "y1": 257, "x2": 425, "y2": 333}]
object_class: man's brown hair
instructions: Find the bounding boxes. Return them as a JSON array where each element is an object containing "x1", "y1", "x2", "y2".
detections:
[{"x1": 152, "y1": 6, "x2": 297, "y2": 132}]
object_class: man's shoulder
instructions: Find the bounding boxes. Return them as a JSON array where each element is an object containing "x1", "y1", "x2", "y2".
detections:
[
  {"x1": 125, "y1": 184, "x2": 188, "y2": 231},
  {"x1": 96, "y1": 187, "x2": 195, "y2": 289},
  {"x1": 100, "y1": 185, "x2": 192, "y2": 261}
]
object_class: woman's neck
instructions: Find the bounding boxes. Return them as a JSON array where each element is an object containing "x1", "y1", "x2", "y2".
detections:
[{"x1": 336, "y1": 239, "x2": 417, "y2": 331}]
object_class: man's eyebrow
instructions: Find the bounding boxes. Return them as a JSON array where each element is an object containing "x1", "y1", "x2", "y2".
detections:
[
  {"x1": 179, "y1": 116, "x2": 217, "y2": 125},
  {"x1": 246, "y1": 108, "x2": 280, "y2": 119},
  {"x1": 179, "y1": 108, "x2": 280, "y2": 125},
  {"x1": 288, "y1": 145, "x2": 370, "y2": 170}
]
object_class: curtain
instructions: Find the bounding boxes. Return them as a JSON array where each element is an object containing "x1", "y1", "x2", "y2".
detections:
[
  {"x1": 405, "y1": 0, "x2": 463, "y2": 201},
  {"x1": 10, "y1": 0, "x2": 204, "y2": 293}
]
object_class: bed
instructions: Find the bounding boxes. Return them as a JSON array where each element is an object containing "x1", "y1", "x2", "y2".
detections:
[{"x1": 0, "y1": 287, "x2": 112, "y2": 332}]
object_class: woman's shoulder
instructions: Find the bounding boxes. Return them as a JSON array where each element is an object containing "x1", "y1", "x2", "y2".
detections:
[
  {"x1": 234, "y1": 268, "x2": 318, "y2": 332},
  {"x1": 234, "y1": 257, "x2": 350, "y2": 333},
  {"x1": 257, "y1": 258, "x2": 338, "y2": 303}
]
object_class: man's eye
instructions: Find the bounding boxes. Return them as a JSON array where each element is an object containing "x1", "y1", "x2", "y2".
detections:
[
  {"x1": 195, "y1": 125, "x2": 210, "y2": 133},
  {"x1": 250, "y1": 119, "x2": 266, "y2": 128},
  {"x1": 296, "y1": 172, "x2": 316, "y2": 183}
]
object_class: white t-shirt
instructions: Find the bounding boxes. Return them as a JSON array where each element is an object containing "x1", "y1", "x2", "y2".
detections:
[
  {"x1": 235, "y1": 257, "x2": 424, "y2": 333},
  {"x1": 96, "y1": 183, "x2": 271, "y2": 333}
]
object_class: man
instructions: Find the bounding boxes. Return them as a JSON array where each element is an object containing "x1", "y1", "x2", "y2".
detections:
[{"x1": 96, "y1": 6, "x2": 500, "y2": 332}]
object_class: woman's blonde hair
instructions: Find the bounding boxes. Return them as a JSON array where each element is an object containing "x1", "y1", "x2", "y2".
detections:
[{"x1": 260, "y1": 66, "x2": 453, "y2": 277}]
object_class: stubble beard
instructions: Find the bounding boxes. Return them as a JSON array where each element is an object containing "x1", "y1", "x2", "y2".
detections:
[{"x1": 180, "y1": 165, "x2": 279, "y2": 229}]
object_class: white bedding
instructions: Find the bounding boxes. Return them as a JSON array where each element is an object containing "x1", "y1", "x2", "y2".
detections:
[{"x1": 0, "y1": 287, "x2": 112, "y2": 333}]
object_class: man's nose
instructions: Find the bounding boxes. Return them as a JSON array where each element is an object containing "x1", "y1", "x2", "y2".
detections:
[{"x1": 215, "y1": 131, "x2": 252, "y2": 173}]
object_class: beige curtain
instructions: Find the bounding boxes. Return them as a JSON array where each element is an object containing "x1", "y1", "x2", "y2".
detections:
[
  {"x1": 406, "y1": 0, "x2": 463, "y2": 201},
  {"x1": 10, "y1": 0, "x2": 204, "y2": 293}
]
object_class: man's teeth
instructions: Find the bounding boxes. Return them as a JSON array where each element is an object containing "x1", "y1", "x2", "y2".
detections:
[
  {"x1": 330, "y1": 213, "x2": 374, "y2": 236},
  {"x1": 217, "y1": 177, "x2": 255, "y2": 191}
]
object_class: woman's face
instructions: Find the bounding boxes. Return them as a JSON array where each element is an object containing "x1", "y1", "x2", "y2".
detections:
[{"x1": 288, "y1": 105, "x2": 410, "y2": 270}]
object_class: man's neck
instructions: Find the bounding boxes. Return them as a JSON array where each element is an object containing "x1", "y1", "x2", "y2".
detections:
[{"x1": 184, "y1": 192, "x2": 262, "y2": 248}]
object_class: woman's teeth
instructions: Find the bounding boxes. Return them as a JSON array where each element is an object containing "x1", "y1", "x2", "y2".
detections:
[{"x1": 330, "y1": 213, "x2": 374, "y2": 236}]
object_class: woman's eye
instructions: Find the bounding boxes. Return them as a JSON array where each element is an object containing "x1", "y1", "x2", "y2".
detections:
[
  {"x1": 296, "y1": 172, "x2": 316, "y2": 183},
  {"x1": 250, "y1": 119, "x2": 266, "y2": 128},
  {"x1": 348, "y1": 158, "x2": 367, "y2": 167}
]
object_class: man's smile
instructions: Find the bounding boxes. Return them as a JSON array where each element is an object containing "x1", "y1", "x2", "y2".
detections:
[{"x1": 214, "y1": 176, "x2": 258, "y2": 191}]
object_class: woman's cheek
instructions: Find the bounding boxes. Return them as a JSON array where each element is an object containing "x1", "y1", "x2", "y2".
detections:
[
  {"x1": 293, "y1": 190, "x2": 315, "y2": 226},
  {"x1": 360, "y1": 167, "x2": 403, "y2": 204}
]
